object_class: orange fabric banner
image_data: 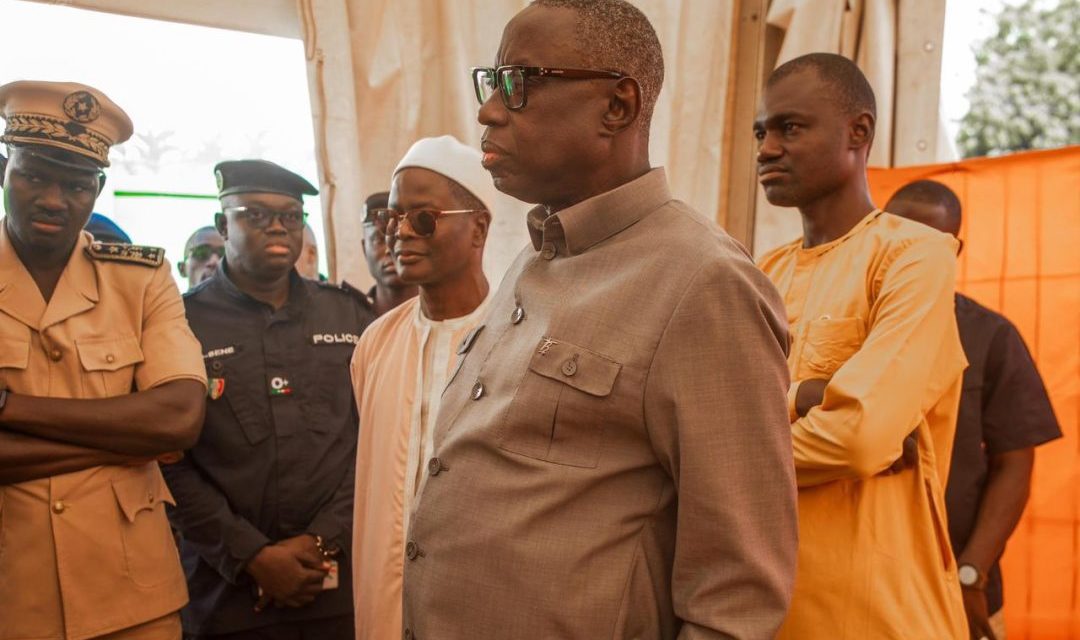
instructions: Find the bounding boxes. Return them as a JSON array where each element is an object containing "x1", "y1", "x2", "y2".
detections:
[{"x1": 869, "y1": 146, "x2": 1080, "y2": 639}]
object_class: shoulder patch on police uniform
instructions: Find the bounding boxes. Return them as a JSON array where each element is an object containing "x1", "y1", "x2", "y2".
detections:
[
  {"x1": 318, "y1": 279, "x2": 373, "y2": 305},
  {"x1": 85, "y1": 242, "x2": 164, "y2": 267}
]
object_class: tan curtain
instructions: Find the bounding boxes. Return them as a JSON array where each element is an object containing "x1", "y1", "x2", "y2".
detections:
[{"x1": 299, "y1": 0, "x2": 735, "y2": 287}]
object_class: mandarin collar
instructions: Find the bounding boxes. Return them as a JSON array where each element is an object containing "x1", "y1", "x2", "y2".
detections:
[
  {"x1": 797, "y1": 209, "x2": 884, "y2": 256},
  {"x1": 527, "y1": 168, "x2": 673, "y2": 255}
]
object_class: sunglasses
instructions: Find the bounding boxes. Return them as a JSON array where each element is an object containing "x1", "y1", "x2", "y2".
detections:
[
  {"x1": 471, "y1": 65, "x2": 625, "y2": 111},
  {"x1": 370, "y1": 207, "x2": 485, "y2": 238},
  {"x1": 223, "y1": 205, "x2": 308, "y2": 231},
  {"x1": 187, "y1": 244, "x2": 225, "y2": 262}
]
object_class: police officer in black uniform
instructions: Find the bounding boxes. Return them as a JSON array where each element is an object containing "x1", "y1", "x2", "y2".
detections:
[{"x1": 162, "y1": 160, "x2": 374, "y2": 639}]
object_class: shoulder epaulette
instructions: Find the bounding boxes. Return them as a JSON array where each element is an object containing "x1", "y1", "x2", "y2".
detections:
[
  {"x1": 317, "y1": 279, "x2": 374, "y2": 307},
  {"x1": 85, "y1": 242, "x2": 164, "y2": 268},
  {"x1": 183, "y1": 277, "x2": 213, "y2": 299}
]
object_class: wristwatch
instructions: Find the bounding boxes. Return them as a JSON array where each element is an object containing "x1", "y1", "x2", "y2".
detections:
[
  {"x1": 958, "y1": 563, "x2": 987, "y2": 590},
  {"x1": 0, "y1": 387, "x2": 9, "y2": 416}
]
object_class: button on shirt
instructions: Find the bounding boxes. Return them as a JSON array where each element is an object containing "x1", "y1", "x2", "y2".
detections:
[
  {"x1": 759, "y1": 210, "x2": 968, "y2": 639},
  {"x1": 401, "y1": 169, "x2": 798, "y2": 639},
  {"x1": 948, "y1": 293, "x2": 1062, "y2": 615},
  {"x1": 162, "y1": 265, "x2": 374, "y2": 636},
  {"x1": 0, "y1": 226, "x2": 206, "y2": 640}
]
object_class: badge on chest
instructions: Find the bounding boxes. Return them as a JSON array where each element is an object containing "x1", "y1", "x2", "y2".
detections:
[
  {"x1": 269, "y1": 376, "x2": 293, "y2": 396},
  {"x1": 208, "y1": 377, "x2": 226, "y2": 400}
]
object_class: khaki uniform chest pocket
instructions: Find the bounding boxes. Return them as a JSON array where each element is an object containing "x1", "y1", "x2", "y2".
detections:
[
  {"x1": 498, "y1": 338, "x2": 622, "y2": 468},
  {"x1": 798, "y1": 316, "x2": 865, "y2": 379},
  {"x1": 0, "y1": 335, "x2": 30, "y2": 393},
  {"x1": 76, "y1": 334, "x2": 144, "y2": 397},
  {"x1": 0, "y1": 336, "x2": 30, "y2": 369},
  {"x1": 0, "y1": 489, "x2": 5, "y2": 563}
]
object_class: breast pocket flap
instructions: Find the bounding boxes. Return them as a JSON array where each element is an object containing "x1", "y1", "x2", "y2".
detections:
[
  {"x1": 76, "y1": 334, "x2": 144, "y2": 372},
  {"x1": 528, "y1": 339, "x2": 621, "y2": 397},
  {"x1": 0, "y1": 336, "x2": 29, "y2": 370}
]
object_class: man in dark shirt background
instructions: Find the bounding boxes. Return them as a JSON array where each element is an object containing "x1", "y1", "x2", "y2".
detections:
[
  {"x1": 163, "y1": 159, "x2": 374, "y2": 639},
  {"x1": 887, "y1": 180, "x2": 1062, "y2": 640}
]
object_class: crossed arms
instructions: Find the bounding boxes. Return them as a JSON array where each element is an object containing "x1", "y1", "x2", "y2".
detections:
[{"x1": 0, "y1": 379, "x2": 207, "y2": 485}]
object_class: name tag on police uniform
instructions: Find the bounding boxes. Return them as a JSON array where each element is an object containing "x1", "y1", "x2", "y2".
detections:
[{"x1": 203, "y1": 345, "x2": 237, "y2": 359}]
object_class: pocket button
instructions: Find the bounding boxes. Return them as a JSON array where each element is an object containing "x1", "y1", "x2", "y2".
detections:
[{"x1": 561, "y1": 359, "x2": 578, "y2": 377}]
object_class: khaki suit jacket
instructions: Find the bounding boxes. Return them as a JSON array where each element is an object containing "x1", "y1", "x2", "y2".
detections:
[
  {"x1": 0, "y1": 225, "x2": 206, "y2": 640},
  {"x1": 401, "y1": 169, "x2": 798, "y2": 639}
]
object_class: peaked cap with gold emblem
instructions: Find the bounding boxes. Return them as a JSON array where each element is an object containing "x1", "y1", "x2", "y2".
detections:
[{"x1": 0, "y1": 80, "x2": 133, "y2": 167}]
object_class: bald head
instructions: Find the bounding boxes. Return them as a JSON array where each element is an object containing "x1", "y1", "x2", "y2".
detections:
[
  {"x1": 769, "y1": 53, "x2": 876, "y2": 126},
  {"x1": 886, "y1": 180, "x2": 962, "y2": 237},
  {"x1": 531, "y1": 0, "x2": 664, "y2": 132}
]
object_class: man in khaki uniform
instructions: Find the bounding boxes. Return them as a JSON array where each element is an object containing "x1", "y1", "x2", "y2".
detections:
[
  {"x1": 0, "y1": 81, "x2": 207, "y2": 640},
  {"x1": 401, "y1": 2, "x2": 798, "y2": 638}
]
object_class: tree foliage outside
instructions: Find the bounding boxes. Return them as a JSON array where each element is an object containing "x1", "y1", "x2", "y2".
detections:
[{"x1": 957, "y1": 0, "x2": 1079, "y2": 158}]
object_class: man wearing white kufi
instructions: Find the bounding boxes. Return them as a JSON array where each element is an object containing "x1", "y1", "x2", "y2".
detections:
[{"x1": 349, "y1": 135, "x2": 495, "y2": 640}]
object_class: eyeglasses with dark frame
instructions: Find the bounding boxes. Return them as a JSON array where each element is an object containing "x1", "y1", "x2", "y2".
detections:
[
  {"x1": 371, "y1": 207, "x2": 486, "y2": 238},
  {"x1": 471, "y1": 65, "x2": 625, "y2": 111},
  {"x1": 223, "y1": 205, "x2": 308, "y2": 231}
]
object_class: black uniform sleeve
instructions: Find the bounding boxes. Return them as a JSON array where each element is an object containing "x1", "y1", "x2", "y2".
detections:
[
  {"x1": 305, "y1": 445, "x2": 357, "y2": 555},
  {"x1": 162, "y1": 456, "x2": 271, "y2": 583}
]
